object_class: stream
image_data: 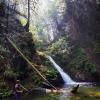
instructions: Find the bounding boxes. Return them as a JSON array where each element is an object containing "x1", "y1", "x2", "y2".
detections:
[{"x1": 4, "y1": 86, "x2": 100, "y2": 100}]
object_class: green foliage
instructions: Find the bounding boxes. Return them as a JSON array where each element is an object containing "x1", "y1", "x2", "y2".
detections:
[
  {"x1": 93, "y1": 42, "x2": 100, "y2": 54},
  {"x1": 48, "y1": 36, "x2": 69, "y2": 55},
  {"x1": 20, "y1": 18, "x2": 27, "y2": 26},
  {"x1": 84, "y1": 62, "x2": 96, "y2": 73},
  {"x1": 0, "y1": 1, "x2": 5, "y2": 10},
  {"x1": 0, "y1": 81, "x2": 13, "y2": 98},
  {"x1": 42, "y1": 58, "x2": 58, "y2": 80},
  {"x1": 70, "y1": 47, "x2": 96, "y2": 73},
  {"x1": 0, "y1": 81, "x2": 6, "y2": 89},
  {"x1": 70, "y1": 48, "x2": 88, "y2": 69},
  {"x1": 46, "y1": 67, "x2": 58, "y2": 79},
  {"x1": 34, "y1": 39, "x2": 44, "y2": 50},
  {"x1": 0, "y1": 45, "x2": 10, "y2": 56},
  {"x1": 4, "y1": 67, "x2": 16, "y2": 80},
  {"x1": 0, "y1": 89, "x2": 13, "y2": 98}
]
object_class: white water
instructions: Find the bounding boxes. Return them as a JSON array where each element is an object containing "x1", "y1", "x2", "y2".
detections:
[{"x1": 48, "y1": 56, "x2": 75, "y2": 85}]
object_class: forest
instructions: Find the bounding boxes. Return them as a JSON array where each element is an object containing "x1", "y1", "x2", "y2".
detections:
[{"x1": 0, "y1": 0, "x2": 100, "y2": 100}]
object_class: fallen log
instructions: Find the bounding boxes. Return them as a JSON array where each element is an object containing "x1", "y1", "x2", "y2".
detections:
[{"x1": 31, "y1": 84, "x2": 80, "y2": 94}]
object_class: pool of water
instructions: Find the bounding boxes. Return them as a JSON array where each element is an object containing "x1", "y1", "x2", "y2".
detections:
[{"x1": 4, "y1": 86, "x2": 100, "y2": 100}]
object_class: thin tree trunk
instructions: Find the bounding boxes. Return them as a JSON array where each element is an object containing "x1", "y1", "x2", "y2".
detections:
[
  {"x1": 24, "y1": 0, "x2": 30, "y2": 32},
  {"x1": 28, "y1": 0, "x2": 30, "y2": 27},
  {"x1": 7, "y1": 2, "x2": 9, "y2": 34}
]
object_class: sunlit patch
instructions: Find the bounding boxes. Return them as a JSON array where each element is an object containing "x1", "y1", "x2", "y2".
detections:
[
  {"x1": 20, "y1": 18, "x2": 27, "y2": 26},
  {"x1": 38, "y1": 0, "x2": 56, "y2": 16}
]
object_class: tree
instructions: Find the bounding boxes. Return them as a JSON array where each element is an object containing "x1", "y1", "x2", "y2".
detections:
[{"x1": 24, "y1": 0, "x2": 30, "y2": 32}]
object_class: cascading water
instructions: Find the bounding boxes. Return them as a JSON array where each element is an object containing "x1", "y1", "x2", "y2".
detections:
[{"x1": 48, "y1": 56, "x2": 75, "y2": 85}]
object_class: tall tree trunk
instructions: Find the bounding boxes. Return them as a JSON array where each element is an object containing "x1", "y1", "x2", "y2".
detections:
[
  {"x1": 7, "y1": 2, "x2": 9, "y2": 34},
  {"x1": 24, "y1": 0, "x2": 30, "y2": 32},
  {"x1": 28, "y1": 0, "x2": 30, "y2": 30}
]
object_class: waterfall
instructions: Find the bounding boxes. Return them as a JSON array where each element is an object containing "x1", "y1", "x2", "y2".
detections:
[{"x1": 48, "y1": 56, "x2": 75, "y2": 85}]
